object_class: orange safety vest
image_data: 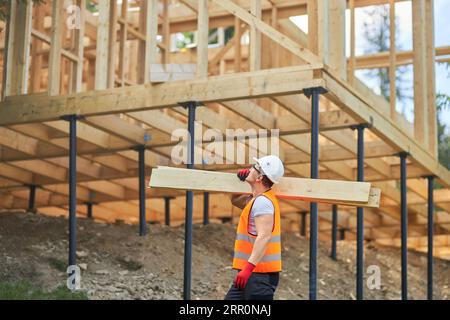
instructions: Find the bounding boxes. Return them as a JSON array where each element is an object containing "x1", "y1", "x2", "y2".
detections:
[{"x1": 232, "y1": 189, "x2": 282, "y2": 273}]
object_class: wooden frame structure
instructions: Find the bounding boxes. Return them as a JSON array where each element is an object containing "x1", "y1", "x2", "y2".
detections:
[{"x1": 0, "y1": 0, "x2": 449, "y2": 265}]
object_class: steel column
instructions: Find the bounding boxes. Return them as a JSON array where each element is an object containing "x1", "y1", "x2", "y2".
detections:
[
  {"x1": 179, "y1": 101, "x2": 202, "y2": 300},
  {"x1": 300, "y1": 211, "x2": 307, "y2": 237},
  {"x1": 68, "y1": 116, "x2": 77, "y2": 271},
  {"x1": 339, "y1": 228, "x2": 346, "y2": 241},
  {"x1": 331, "y1": 204, "x2": 338, "y2": 261},
  {"x1": 164, "y1": 196, "x2": 173, "y2": 227},
  {"x1": 203, "y1": 192, "x2": 210, "y2": 225},
  {"x1": 61, "y1": 115, "x2": 79, "y2": 276},
  {"x1": 399, "y1": 151, "x2": 409, "y2": 300},
  {"x1": 86, "y1": 202, "x2": 93, "y2": 219},
  {"x1": 136, "y1": 145, "x2": 147, "y2": 236},
  {"x1": 427, "y1": 175, "x2": 435, "y2": 300},
  {"x1": 352, "y1": 124, "x2": 367, "y2": 300},
  {"x1": 304, "y1": 87, "x2": 326, "y2": 300},
  {"x1": 28, "y1": 184, "x2": 37, "y2": 213}
]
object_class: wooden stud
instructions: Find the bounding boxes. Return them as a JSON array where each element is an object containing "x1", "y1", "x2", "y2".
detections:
[
  {"x1": 328, "y1": 0, "x2": 346, "y2": 79},
  {"x1": 5, "y1": 0, "x2": 33, "y2": 96},
  {"x1": 271, "y1": 4, "x2": 279, "y2": 69},
  {"x1": 95, "y1": 0, "x2": 111, "y2": 90},
  {"x1": 412, "y1": 0, "x2": 428, "y2": 150},
  {"x1": 107, "y1": 0, "x2": 118, "y2": 88},
  {"x1": 389, "y1": 0, "x2": 396, "y2": 118},
  {"x1": 118, "y1": 0, "x2": 128, "y2": 87},
  {"x1": 73, "y1": 0, "x2": 86, "y2": 93},
  {"x1": 48, "y1": 0, "x2": 64, "y2": 96},
  {"x1": 138, "y1": 0, "x2": 159, "y2": 84},
  {"x1": 308, "y1": 0, "x2": 346, "y2": 78},
  {"x1": 307, "y1": 0, "x2": 318, "y2": 55},
  {"x1": 162, "y1": 0, "x2": 170, "y2": 65},
  {"x1": 425, "y1": 0, "x2": 437, "y2": 157},
  {"x1": 234, "y1": 17, "x2": 242, "y2": 72},
  {"x1": 30, "y1": 4, "x2": 46, "y2": 93},
  {"x1": 197, "y1": 0, "x2": 209, "y2": 78},
  {"x1": 250, "y1": 0, "x2": 261, "y2": 71},
  {"x1": 348, "y1": 0, "x2": 356, "y2": 84}
]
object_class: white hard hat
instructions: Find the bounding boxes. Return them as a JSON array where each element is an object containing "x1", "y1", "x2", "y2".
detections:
[{"x1": 253, "y1": 155, "x2": 284, "y2": 184}]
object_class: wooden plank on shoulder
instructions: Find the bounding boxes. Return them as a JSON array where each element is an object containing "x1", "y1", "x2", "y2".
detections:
[{"x1": 148, "y1": 166, "x2": 381, "y2": 208}]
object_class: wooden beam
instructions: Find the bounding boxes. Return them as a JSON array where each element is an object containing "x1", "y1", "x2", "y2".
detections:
[
  {"x1": 352, "y1": 46, "x2": 450, "y2": 69},
  {"x1": 83, "y1": 114, "x2": 169, "y2": 147},
  {"x1": 276, "y1": 110, "x2": 358, "y2": 133},
  {"x1": 149, "y1": 166, "x2": 381, "y2": 208},
  {"x1": 283, "y1": 140, "x2": 396, "y2": 163},
  {"x1": 0, "y1": 65, "x2": 323, "y2": 125},
  {"x1": 3, "y1": 123, "x2": 139, "y2": 172}
]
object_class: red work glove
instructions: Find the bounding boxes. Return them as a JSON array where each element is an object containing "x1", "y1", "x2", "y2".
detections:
[
  {"x1": 237, "y1": 169, "x2": 250, "y2": 181},
  {"x1": 234, "y1": 261, "x2": 255, "y2": 290}
]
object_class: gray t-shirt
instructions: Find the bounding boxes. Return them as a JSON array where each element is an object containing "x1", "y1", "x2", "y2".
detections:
[{"x1": 248, "y1": 196, "x2": 275, "y2": 235}]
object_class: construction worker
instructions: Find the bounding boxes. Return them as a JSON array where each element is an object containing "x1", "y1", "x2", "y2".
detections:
[{"x1": 225, "y1": 155, "x2": 284, "y2": 300}]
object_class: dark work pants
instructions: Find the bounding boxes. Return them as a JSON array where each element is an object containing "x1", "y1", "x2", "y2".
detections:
[{"x1": 224, "y1": 272, "x2": 280, "y2": 300}]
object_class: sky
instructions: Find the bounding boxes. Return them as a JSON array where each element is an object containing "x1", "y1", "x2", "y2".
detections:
[{"x1": 290, "y1": 0, "x2": 450, "y2": 133}]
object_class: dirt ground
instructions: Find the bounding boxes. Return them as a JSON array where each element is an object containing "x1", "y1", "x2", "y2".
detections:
[{"x1": 0, "y1": 211, "x2": 449, "y2": 300}]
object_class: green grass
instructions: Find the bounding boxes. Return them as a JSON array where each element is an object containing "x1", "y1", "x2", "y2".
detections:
[{"x1": 0, "y1": 281, "x2": 88, "y2": 300}]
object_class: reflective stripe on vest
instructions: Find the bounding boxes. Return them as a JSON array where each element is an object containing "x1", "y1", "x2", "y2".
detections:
[
  {"x1": 232, "y1": 189, "x2": 282, "y2": 273},
  {"x1": 234, "y1": 251, "x2": 281, "y2": 262},
  {"x1": 235, "y1": 233, "x2": 281, "y2": 244}
]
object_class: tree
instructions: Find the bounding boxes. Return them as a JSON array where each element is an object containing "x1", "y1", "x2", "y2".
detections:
[{"x1": 437, "y1": 82, "x2": 450, "y2": 170}]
